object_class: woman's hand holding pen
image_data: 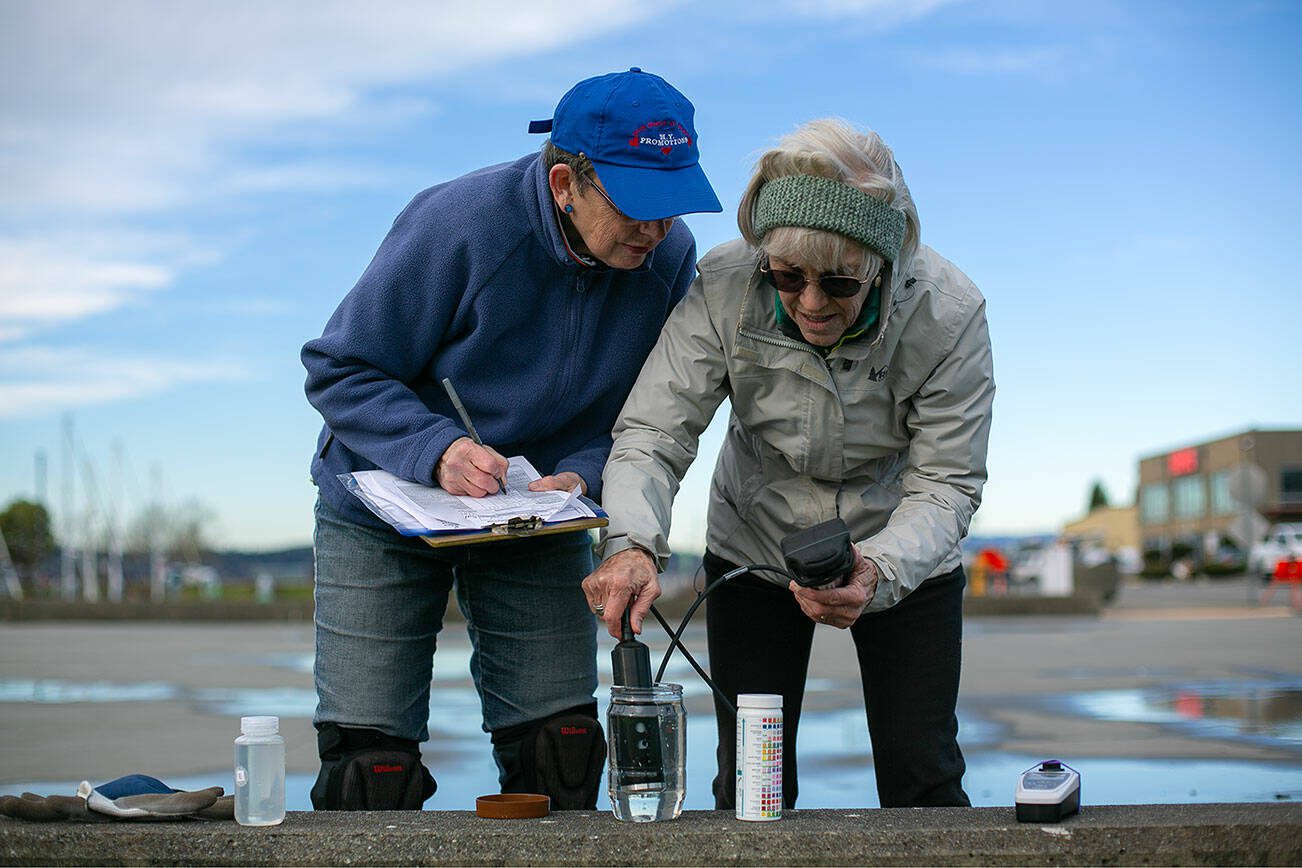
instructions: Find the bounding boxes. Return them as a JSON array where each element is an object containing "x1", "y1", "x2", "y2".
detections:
[{"x1": 436, "y1": 437, "x2": 510, "y2": 497}]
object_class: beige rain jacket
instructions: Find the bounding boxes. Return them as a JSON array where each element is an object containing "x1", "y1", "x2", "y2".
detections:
[{"x1": 597, "y1": 238, "x2": 995, "y2": 613}]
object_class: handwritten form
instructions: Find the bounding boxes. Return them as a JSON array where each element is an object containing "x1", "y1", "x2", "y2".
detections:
[{"x1": 343, "y1": 456, "x2": 595, "y2": 536}]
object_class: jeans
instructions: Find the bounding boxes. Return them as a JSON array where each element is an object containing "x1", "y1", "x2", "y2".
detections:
[
  {"x1": 704, "y1": 550, "x2": 970, "y2": 809},
  {"x1": 311, "y1": 497, "x2": 598, "y2": 780}
]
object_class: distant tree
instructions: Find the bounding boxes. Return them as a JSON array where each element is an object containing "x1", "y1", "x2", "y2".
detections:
[
  {"x1": 124, "y1": 499, "x2": 216, "y2": 561},
  {"x1": 169, "y1": 499, "x2": 216, "y2": 563},
  {"x1": 0, "y1": 499, "x2": 56, "y2": 580},
  {"x1": 1087, "y1": 480, "x2": 1110, "y2": 512}
]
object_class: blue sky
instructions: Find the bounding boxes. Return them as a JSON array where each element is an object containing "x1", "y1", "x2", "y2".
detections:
[{"x1": 1, "y1": 0, "x2": 1299, "y2": 552}]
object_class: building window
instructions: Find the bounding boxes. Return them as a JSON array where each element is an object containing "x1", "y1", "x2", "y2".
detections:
[
  {"x1": 1173, "y1": 476, "x2": 1206, "y2": 519},
  {"x1": 1210, "y1": 471, "x2": 1236, "y2": 516},
  {"x1": 1282, "y1": 468, "x2": 1302, "y2": 505},
  {"x1": 1141, "y1": 484, "x2": 1169, "y2": 524}
]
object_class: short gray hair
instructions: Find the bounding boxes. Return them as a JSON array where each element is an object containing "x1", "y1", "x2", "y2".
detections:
[
  {"x1": 541, "y1": 140, "x2": 596, "y2": 192},
  {"x1": 737, "y1": 119, "x2": 920, "y2": 278}
]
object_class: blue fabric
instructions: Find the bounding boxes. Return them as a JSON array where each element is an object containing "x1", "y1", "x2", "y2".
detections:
[
  {"x1": 302, "y1": 152, "x2": 697, "y2": 531},
  {"x1": 311, "y1": 497, "x2": 598, "y2": 747},
  {"x1": 95, "y1": 775, "x2": 175, "y2": 798}
]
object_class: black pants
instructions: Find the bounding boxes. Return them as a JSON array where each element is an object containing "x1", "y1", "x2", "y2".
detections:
[{"x1": 704, "y1": 551, "x2": 970, "y2": 809}]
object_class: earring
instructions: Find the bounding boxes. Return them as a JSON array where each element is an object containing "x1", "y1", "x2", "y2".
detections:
[
  {"x1": 564, "y1": 203, "x2": 574, "y2": 214},
  {"x1": 873, "y1": 273, "x2": 882, "y2": 288}
]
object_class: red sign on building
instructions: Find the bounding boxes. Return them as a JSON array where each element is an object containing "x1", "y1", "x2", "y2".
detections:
[{"x1": 1167, "y1": 448, "x2": 1199, "y2": 476}]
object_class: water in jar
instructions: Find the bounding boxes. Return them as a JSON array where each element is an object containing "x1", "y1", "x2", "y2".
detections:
[{"x1": 608, "y1": 684, "x2": 685, "y2": 822}]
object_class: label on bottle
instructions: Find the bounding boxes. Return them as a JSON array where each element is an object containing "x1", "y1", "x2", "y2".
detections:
[
  {"x1": 235, "y1": 766, "x2": 247, "y2": 787},
  {"x1": 736, "y1": 708, "x2": 782, "y2": 820}
]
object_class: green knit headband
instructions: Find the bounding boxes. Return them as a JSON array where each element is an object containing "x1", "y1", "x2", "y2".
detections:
[{"x1": 753, "y1": 174, "x2": 906, "y2": 263}]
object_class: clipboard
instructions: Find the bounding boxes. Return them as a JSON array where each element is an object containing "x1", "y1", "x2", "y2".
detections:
[{"x1": 420, "y1": 514, "x2": 608, "y2": 549}]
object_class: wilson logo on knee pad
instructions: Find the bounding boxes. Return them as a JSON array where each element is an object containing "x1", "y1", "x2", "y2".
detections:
[
  {"x1": 312, "y1": 725, "x2": 436, "y2": 811},
  {"x1": 530, "y1": 713, "x2": 606, "y2": 810}
]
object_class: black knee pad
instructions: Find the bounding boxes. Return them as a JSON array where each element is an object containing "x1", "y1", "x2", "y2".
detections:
[
  {"x1": 492, "y1": 703, "x2": 606, "y2": 810},
  {"x1": 311, "y1": 724, "x2": 437, "y2": 811}
]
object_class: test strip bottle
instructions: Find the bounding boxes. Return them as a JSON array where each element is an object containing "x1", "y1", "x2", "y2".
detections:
[{"x1": 735, "y1": 693, "x2": 783, "y2": 821}]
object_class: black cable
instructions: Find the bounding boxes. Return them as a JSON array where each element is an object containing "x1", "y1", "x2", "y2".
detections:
[
  {"x1": 655, "y1": 563, "x2": 792, "y2": 682},
  {"x1": 648, "y1": 604, "x2": 735, "y2": 717},
  {"x1": 648, "y1": 561, "x2": 795, "y2": 717}
]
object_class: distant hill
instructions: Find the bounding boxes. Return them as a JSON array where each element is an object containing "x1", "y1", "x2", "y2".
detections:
[
  {"x1": 210, "y1": 546, "x2": 314, "y2": 583},
  {"x1": 961, "y1": 534, "x2": 1055, "y2": 555}
]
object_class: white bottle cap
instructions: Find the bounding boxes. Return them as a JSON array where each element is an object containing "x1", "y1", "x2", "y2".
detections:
[
  {"x1": 737, "y1": 693, "x2": 782, "y2": 709},
  {"x1": 240, "y1": 715, "x2": 280, "y2": 735}
]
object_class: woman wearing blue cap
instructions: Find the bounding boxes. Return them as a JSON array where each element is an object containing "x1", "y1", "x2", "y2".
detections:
[
  {"x1": 301, "y1": 69, "x2": 720, "y2": 811},
  {"x1": 586, "y1": 118, "x2": 995, "y2": 810}
]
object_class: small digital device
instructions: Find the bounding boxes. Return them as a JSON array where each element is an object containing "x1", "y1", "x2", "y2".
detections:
[
  {"x1": 781, "y1": 518, "x2": 854, "y2": 588},
  {"x1": 1015, "y1": 760, "x2": 1080, "y2": 823}
]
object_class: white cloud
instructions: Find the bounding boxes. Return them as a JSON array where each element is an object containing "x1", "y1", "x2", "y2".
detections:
[
  {"x1": 0, "y1": 233, "x2": 220, "y2": 336},
  {"x1": 0, "y1": 0, "x2": 672, "y2": 403},
  {"x1": 0, "y1": 324, "x2": 29, "y2": 343},
  {"x1": 0, "y1": 238, "x2": 170, "y2": 323},
  {"x1": 786, "y1": 0, "x2": 967, "y2": 24},
  {"x1": 0, "y1": 345, "x2": 248, "y2": 419},
  {"x1": 0, "y1": 0, "x2": 666, "y2": 217}
]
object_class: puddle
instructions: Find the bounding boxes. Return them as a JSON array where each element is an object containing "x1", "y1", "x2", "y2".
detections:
[
  {"x1": 3, "y1": 646, "x2": 1300, "y2": 811},
  {"x1": 192, "y1": 687, "x2": 319, "y2": 719},
  {"x1": 0, "y1": 680, "x2": 177, "y2": 703},
  {"x1": 7, "y1": 749, "x2": 1297, "y2": 814},
  {"x1": 1057, "y1": 681, "x2": 1302, "y2": 748}
]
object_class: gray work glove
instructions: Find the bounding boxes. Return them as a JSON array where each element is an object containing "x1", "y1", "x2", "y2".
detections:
[
  {"x1": 1, "y1": 775, "x2": 233, "y2": 822},
  {"x1": 0, "y1": 792, "x2": 99, "y2": 822}
]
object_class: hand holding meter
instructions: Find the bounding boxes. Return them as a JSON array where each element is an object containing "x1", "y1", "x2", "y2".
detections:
[{"x1": 781, "y1": 518, "x2": 854, "y2": 588}]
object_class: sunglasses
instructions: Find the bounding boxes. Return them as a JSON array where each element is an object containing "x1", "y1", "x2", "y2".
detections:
[
  {"x1": 759, "y1": 257, "x2": 872, "y2": 298},
  {"x1": 585, "y1": 179, "x2": 673, "y2": 227}
]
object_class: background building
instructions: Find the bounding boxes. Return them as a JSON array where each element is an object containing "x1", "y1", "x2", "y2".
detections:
[
  {"x1": 1062, "y1": 505, "x2": 1140, "y2": 553},
  {"x1": 1137, "y1": 428, "x2": 1302, "y2": 562}
]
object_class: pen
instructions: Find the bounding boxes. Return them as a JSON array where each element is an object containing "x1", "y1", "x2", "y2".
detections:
[{"x1": 441, "y1": 378, "x2": 506, "y2": 494}]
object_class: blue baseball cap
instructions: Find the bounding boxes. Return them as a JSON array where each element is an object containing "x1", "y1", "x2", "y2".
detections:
[{"x1": 529, "y1": 68, "x2": 722, "y2": 222}]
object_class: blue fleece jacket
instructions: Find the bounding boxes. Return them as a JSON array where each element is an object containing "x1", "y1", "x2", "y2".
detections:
[{"x1": 302, "y1": 152, "x2": 697, "y2": 531}]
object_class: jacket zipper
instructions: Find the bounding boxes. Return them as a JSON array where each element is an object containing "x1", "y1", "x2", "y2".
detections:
[
  {"x1": 543, "y1": 273, "x2": 586, "y2": 432},
  {"x1": 738, "y1": 326, "x2": 819, "y2": 357},
  {"x1": 738, "y1": 325, "x2": 845, "y2": 502}
]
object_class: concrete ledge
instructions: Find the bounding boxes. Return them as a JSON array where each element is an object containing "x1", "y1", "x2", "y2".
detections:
[{"x1": 3, "y1": 804, "x2": 1299, "y2": 866}]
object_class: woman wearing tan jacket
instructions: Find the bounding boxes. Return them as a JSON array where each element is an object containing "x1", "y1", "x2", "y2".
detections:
[{"x1": 583, "y1": 119, "x2": 995, "y2": 809}]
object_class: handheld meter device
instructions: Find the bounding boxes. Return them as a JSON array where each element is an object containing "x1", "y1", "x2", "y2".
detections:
[{"x1": 1015, "y1": 760, "x2": 1080, "y2": 822}]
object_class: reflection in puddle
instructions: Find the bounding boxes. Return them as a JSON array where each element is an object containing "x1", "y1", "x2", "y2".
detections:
[
  {"x1": 193, "y1": 687, "x2": 319, "y2": 719},
  {"x1": 0, "y1": 680, "x2": 176, "y2": 703},
  {"x1": 1063, "y1": 682, "x2": 1302, "y2": 747}
]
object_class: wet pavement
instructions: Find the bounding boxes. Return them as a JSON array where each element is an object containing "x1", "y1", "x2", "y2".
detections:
[{"x1": 1, "y1": 577, "x2": 1299, "y2": 811}]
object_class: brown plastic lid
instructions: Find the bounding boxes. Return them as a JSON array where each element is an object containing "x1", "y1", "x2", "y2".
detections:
[{"x1": 475, "y1": 793, "x2": 550, "y2": 819}]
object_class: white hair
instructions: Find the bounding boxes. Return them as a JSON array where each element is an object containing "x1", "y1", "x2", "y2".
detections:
[{"x1": 737, "y1": 118, "x2": 921, "y2": 277}]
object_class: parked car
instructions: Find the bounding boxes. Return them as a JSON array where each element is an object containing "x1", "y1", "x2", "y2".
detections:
[{"x1": 1248, "y1": 523, "x2": 1302, "y2": 581}]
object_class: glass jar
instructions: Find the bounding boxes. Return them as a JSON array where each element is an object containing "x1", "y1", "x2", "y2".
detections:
[{"x1": 607, "y1": 682, "x2": 685, "y2": 822}]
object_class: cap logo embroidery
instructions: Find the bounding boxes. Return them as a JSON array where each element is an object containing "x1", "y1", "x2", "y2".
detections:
[{"x1": 628, "y1": 120, "x2": 692, "y2": 154}]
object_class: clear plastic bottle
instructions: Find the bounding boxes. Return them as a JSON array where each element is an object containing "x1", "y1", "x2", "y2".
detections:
[
  {"x1": 234, "y1": 715, "x2": 285, "y2": 826},
  {"x1": 607, "y1": 683, "x2": 685, "y2": 822},
  {"x1": 735, "y1": 693, "x2": 783, "y2": 821}
]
